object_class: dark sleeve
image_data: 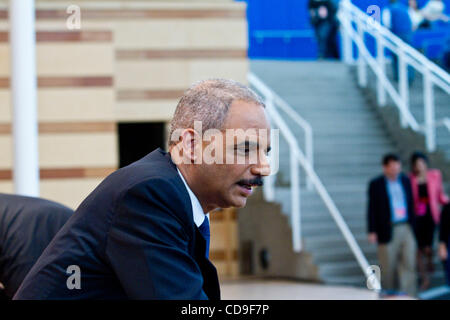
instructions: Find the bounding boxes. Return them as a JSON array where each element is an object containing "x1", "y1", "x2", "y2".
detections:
[
  {"x1": 403, "y1": 177, "x2": 415, "y2": 218},
  {"x1": 440, "y1": 204, "x2": 450, "y2": 243},
  {"x1": 367, "y1": 181, "x2": 377, "y2": 233},
  {"x1": 105, "y1": 179, "x2": 208, "y2": 300}
]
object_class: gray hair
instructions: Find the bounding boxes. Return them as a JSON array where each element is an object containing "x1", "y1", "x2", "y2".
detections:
[{"x1": 168, "y1": 78, "x2": 265, "y2": 146}]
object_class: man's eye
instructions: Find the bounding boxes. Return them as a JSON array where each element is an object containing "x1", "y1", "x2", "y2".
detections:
[{"x1": 235, "y1": 148, "x2": 250, "y2": 155}]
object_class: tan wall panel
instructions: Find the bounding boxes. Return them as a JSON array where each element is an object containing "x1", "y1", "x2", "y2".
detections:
[
  {"x1": 39, "y1": 133, "x2": 118, "y2": 168},
  {"x1": 0, "y1": 181, "x2": 12, "y2": 193},
  {"x1": 0, "y1": 90, "x2": 10, "y2": 122},
  {"x1": 0, "y1": 133, "x2": 118, "y2": 168},
  {"x1": 230, "y1": 220, "x2": 238, "y2": 249},
  {"x1": 0, "y1": 89, "x2": 114, "y2": 122},
  {"x1": 212, "y1": 261, "x2": 239, "y2": 278},
  {"x1": 0, "y1": 44, "x2": 7, "y2": 76},
  {"x1": 39, "y1": 88, "x2": 115, "y2": 121},
  {"x1": 0, "y1": 177, "x2": 104, "y2": 210},
  {"x1": 0, "y1": 43, "x2": 114, "y2": 77},
  {"x1": 116, "y1": 59, "x2": 247, "y2": 89},
  {"x1": 116, "y1": 60, "x2": 189, "y2": 89},
  {"x1": 112, "y1": 20, "x2": 246, "y2": 49},
  {"x1": 115, "y1": 100, "x2": 177, "y2": 122},
  {"x1": 37, "y1": 44, "x2": 114, "y2": 76},
  {"x1": 189, "y1": 60, "x2": 248, "y2": 84},
  {"x1": 40, "y1": 178, "x2": 104, "y2": 209},
  {"x1": 0, "y1": 135, "x2": 11, "y2": 169},
  {"x1": 213, "y1": 261, "x2": 227, "y2": 277},
  {"x1": 230, "y1": 261, "x2": 239, "y2": 277},
  {"x1": 210, "y1": 221, "x2": 227, "y2": 250}
]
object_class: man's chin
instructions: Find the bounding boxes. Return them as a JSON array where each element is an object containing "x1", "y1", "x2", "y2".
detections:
[{"x1": 229, "y1": 195, "x2": 248, "y2": 208}]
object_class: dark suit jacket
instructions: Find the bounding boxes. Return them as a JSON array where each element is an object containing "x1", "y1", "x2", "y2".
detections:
[
  {"x1": 0, "y1": 193, "x2": 72, "y2": 298},
  {"x1": 367, "y1": 174, "x2": 416, "y2": 244},
  {"x1": 13, "y1": 149, "x2": 220, "y2": 300}
]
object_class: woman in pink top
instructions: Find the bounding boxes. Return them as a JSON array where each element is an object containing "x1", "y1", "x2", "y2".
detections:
[{"x1": 409, "y1": 151, "x2": 449, "y2": 290}]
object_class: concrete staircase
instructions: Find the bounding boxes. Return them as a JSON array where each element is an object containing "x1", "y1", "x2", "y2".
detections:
[
  {"x1": 365, "y1": 65, "x2": 450, "y2": 160},
  {"x1": 250, "y1": 60, "x2": 447, "y2": 288},
  {"x1": 359, "y1": 66, "x2": 450, "y2": 195}
]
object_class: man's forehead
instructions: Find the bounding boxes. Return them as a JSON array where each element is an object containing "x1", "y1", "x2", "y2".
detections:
[{"x1": 222, "y1": 100, "x2": 270, "y2": 131}]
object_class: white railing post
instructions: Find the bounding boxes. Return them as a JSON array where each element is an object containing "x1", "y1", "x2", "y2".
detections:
[
  {"x1": 341, "y1": 2, "x2": 354, "y2": 64},
  {"x1": 376, "y1": 33, "x2": 386, "y2": 106},
  {"x1": 356, "y1": 21, "x2": 367, "y2": 88},
  {"x1": 10, "y1": 0, "x2": 40, "y2": 197},
  {"x1": 423, "y1": 69, "x2": 436, "y2": 151},
  {"x1": 305, "y1": 127, "x2": 313, "y2": 191},
  {"x1": 398, "y1": 51, "x2": 409, "y2": 128},
  {"x1": 264, "y1": 103, "x2": 303, "y2": 253},
  {"x1": 290, "y1": 148, "x2": 301, "y2": 252}
]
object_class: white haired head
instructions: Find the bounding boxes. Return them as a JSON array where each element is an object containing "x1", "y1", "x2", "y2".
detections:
[{"x1": 168, "y1": 78, "x2": 265, "y2": 146}]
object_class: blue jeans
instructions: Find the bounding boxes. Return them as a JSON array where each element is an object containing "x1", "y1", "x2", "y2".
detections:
[{"x1": 315, "y1": 21, "x2": 331, "y2": 59}]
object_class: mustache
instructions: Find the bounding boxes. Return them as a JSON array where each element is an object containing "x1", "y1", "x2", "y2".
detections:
[{"x1": 237, "y1": 176, "x2": 264, "y2": 186}]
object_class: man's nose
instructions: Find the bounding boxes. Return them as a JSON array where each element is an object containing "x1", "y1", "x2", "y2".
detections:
[{"x1": 251, "y1": 152, "x2": 271, "y2": 176}]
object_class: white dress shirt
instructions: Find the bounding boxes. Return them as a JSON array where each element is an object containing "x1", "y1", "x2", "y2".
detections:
[{"x1": 177, "y1": 168, "x2": 209, "y2": 227}]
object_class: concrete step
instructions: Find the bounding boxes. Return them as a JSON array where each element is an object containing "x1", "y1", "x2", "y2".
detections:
[
  {"x1": 313, "y1": 246, "x2": 378, "y2": 264},
  {"x1": 313, "y1": 157, "x2": 388, "y2": 167},
  {"x1": 315, "y1": 166, "x2": 381, "y2": 177},
  {"x1": 313, "y1": 132, "x2": 390, "y2": 140},
  {"x1": 302, "y1": 114, "x2": 382, "y2": 122},
  {"x1": 304, "y1": 233, "x2": 369, "y2": 251},
  {"x1": 322, "y1": 274, "x2": 367, "y2": 287},
  {"x1": 279, "y1": 141, "x2": 395, "y2": 152},
  {"x1": 319, "y1": 260, "x2": 378, "y2": 278},
  {"x1": 301, "y1": 221, "x2": 367, "y2": 237},
  {"x1": 307, "y1": 121, "x2": 385, "y2": 130},
  {"x1": 312, "y1": 148, "x2": 397, "y2": 157},
  {"x1": 274, "y1": 187, "x2": 367, "y2": 201}
]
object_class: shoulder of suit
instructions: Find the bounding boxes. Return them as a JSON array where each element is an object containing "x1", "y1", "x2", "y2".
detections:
[{"x1": 370, "y1": 175, "x2": 385, "y2": 185}]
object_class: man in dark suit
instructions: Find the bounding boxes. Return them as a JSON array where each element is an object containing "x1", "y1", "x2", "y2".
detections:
[
  {"x1": 367, "y1": 153, "x2": 417, "y2": 296},
  {"x1": 14, "y1": 79, "x2": 271, "y2": 300},
  {"x1": 0, "y1": 193, "x2": 72, "y2": 299}
]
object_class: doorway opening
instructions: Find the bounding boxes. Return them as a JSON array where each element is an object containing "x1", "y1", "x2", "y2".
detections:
[{"x1": 118, "y1": 122, "x2": 166, "y2": 168}]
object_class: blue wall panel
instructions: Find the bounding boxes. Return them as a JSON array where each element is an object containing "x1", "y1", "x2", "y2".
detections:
[{"x1": 245, "y1": 0, "x2": 450, "y2": 60}]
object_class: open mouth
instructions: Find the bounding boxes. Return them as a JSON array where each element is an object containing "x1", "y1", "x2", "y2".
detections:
[
  {"x1": 235, "y1": 177, "x2": 263, "y2": 196},
  {"x1": 237, "y1": 182, "x2": 253, "y2": 190}
]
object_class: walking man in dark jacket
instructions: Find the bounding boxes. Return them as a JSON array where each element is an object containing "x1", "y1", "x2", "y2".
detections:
[{"x1": 367, "y1": 154, "x2": 417, "y2": 296}]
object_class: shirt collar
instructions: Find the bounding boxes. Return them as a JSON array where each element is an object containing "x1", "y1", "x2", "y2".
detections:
[
  {"x1": 177, "y1": 167, "x2": 208, "y2": 227},
  {"x1": 385, "y1": 174, "x2": 401, "y2": 183}
]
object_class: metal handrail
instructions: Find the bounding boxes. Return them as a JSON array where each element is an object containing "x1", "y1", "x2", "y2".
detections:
[
  {"x1": 248, "y1": 73, "x2": 380, "y2": 290},
  {"x1": 436, "y1": 117, "x2": 450, "y2": 131},
  {"x1": 342, "y1": 0, "x2": 450, "y2": 85},
  {"x1": 338, "y1": 0, "x2": 450, "y2": 152}
]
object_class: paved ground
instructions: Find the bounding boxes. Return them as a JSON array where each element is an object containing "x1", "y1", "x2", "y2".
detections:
[{"x1": 220, "y1": 278, "x2": 381, "y2": 300}]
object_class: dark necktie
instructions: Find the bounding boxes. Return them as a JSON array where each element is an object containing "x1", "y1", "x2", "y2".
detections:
[{"x1": 198, "y1": 217, "x2": 210, "y2": 259}]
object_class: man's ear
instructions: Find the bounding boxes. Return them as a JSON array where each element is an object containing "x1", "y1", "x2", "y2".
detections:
[{"x1": 181, "y1": 128, "x2": 202, "y2": 164}]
